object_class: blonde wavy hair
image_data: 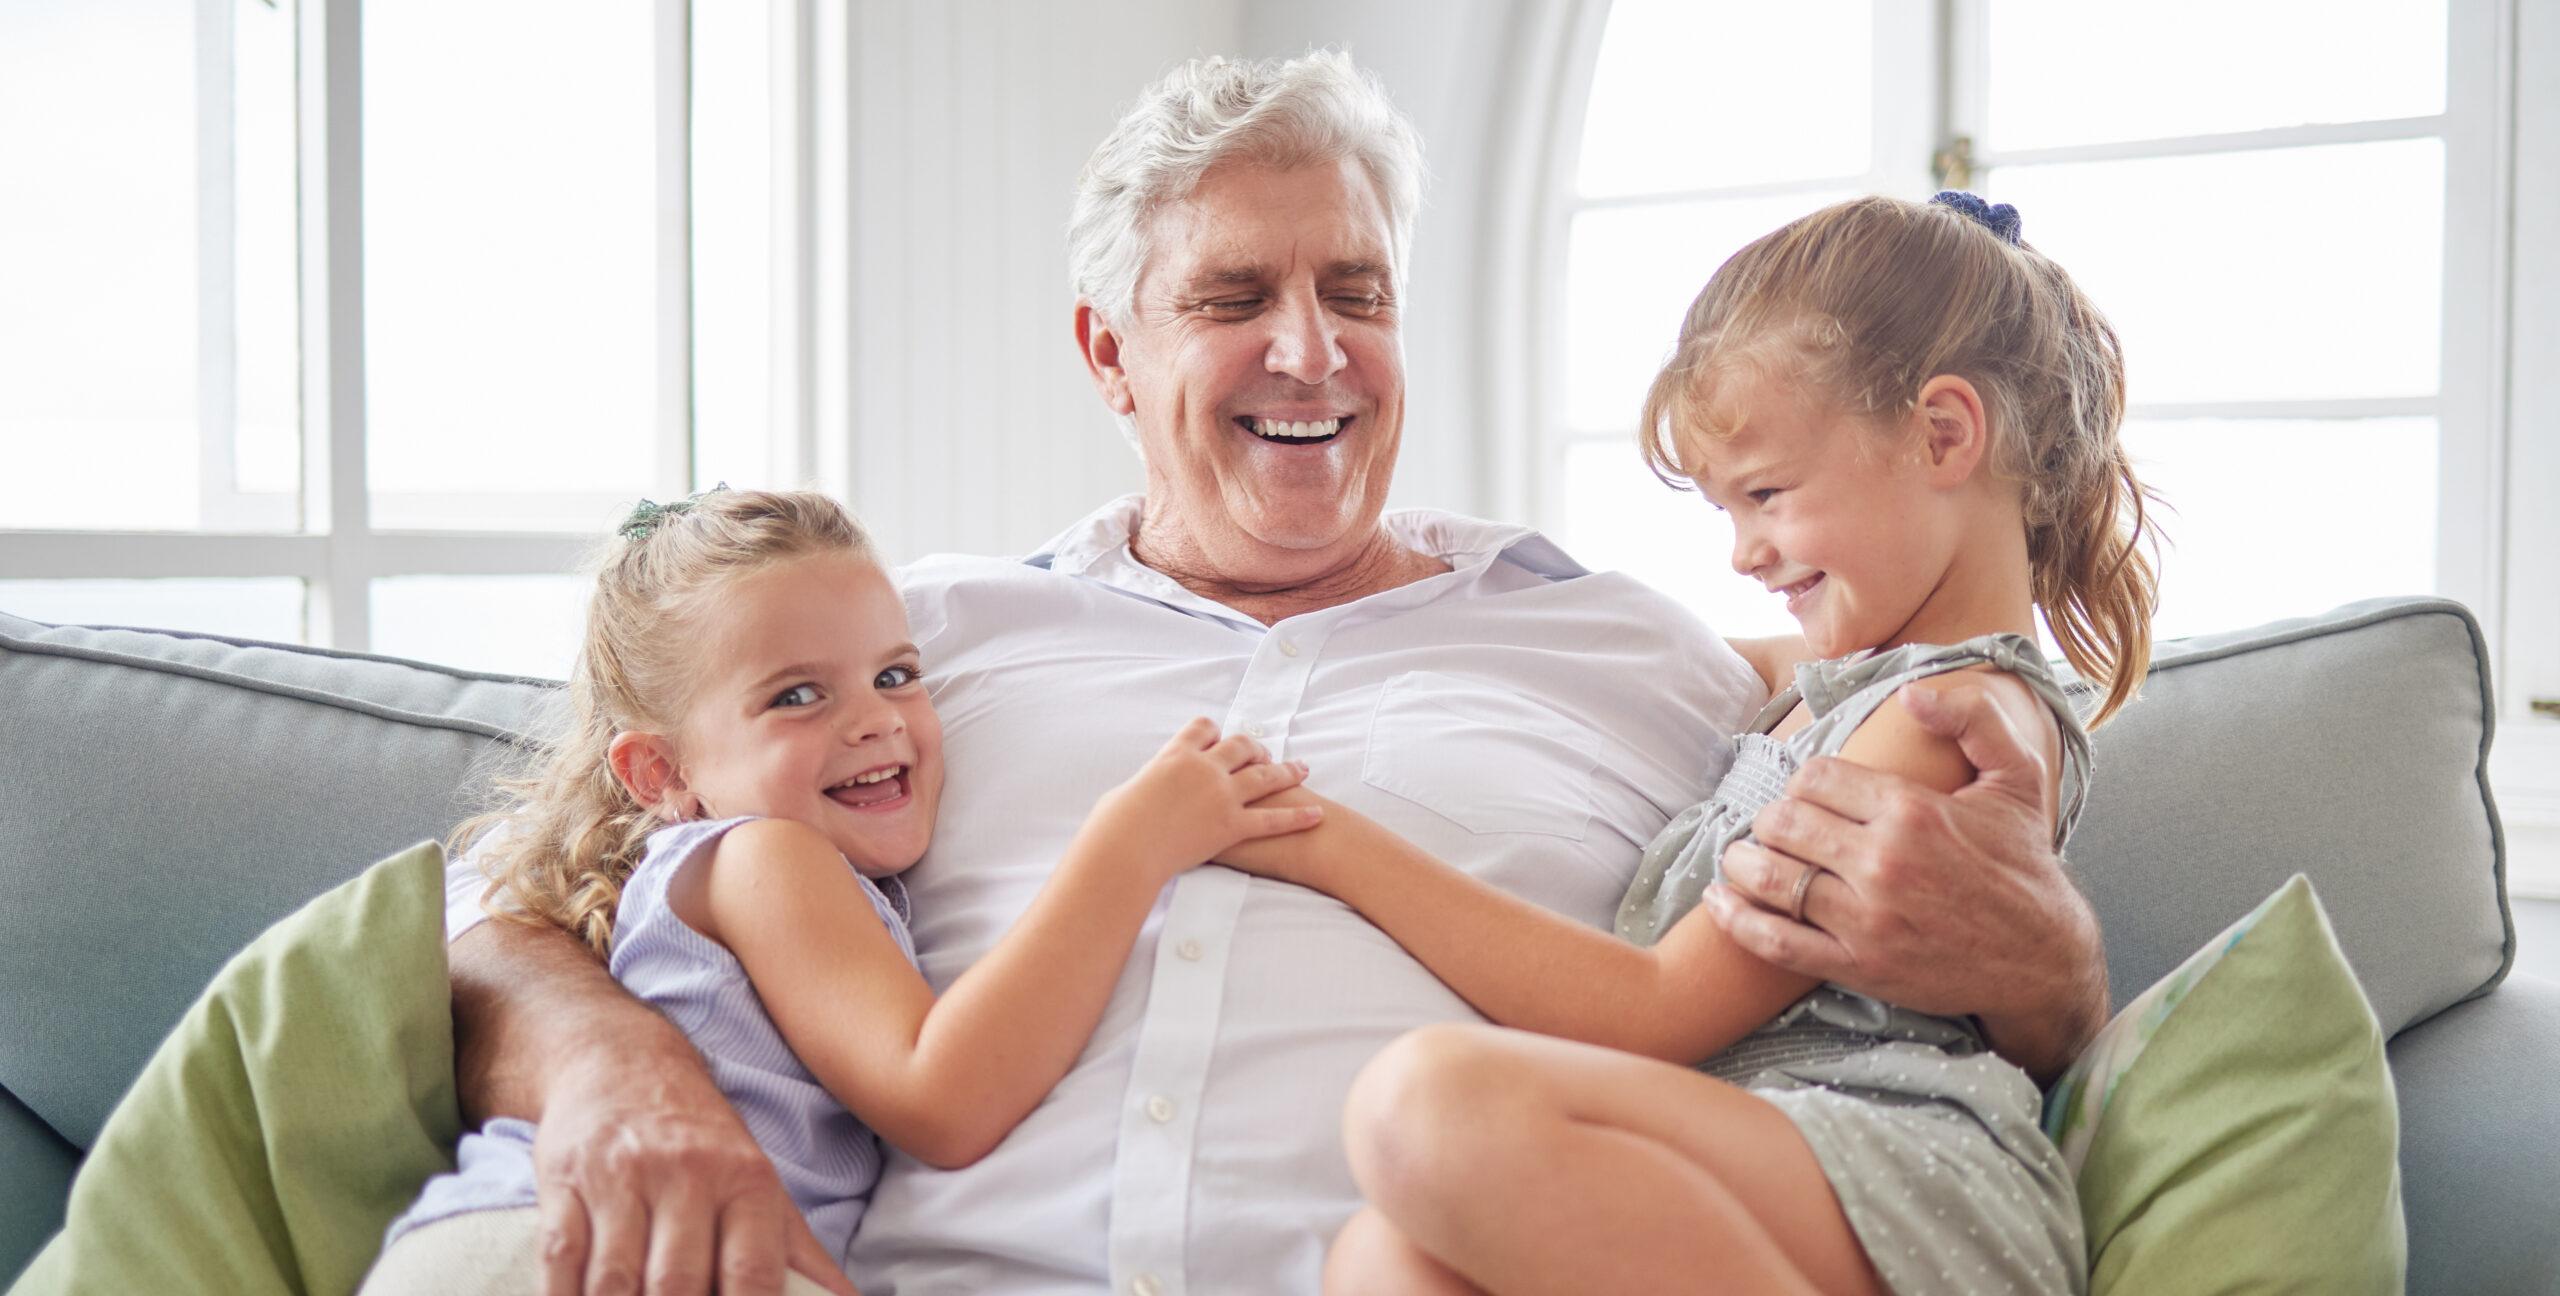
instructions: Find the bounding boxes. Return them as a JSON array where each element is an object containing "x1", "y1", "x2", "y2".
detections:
[
  {"x1": 1639, "y1": 195, "x2": 2162, "y2": 727},
  {"x1": 455, "y1": 488, "x2": 876, "y2": 957}
]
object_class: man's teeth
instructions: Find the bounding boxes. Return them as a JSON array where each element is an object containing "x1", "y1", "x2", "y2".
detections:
[{"x1": 1250, "y1": 417, "x2": 1342, "y2": 440}]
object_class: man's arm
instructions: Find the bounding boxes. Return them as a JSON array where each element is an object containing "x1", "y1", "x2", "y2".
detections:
[
  {"x1": 450, "y1": 919, "x2": 858, "y2": 1296},
  {"x1": 1700, "y1": 672, "x2": 2109, "y2": 1082}
]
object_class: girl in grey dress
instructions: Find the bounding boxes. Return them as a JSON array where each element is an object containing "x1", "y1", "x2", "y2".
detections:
[{"x1": 1216, "y1": 192, "x2": 2158, "y2": 1295}]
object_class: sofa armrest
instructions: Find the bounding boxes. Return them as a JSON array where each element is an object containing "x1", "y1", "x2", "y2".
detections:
[{"x1": 2392, "y1": 973, "x2": 2560, "y2": 1296}]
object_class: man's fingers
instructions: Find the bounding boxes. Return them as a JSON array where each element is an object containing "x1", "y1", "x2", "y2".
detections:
[
  {"x1": 538, "y1": 1189, "x2": 593, "y2": 1296},
  {"x1": 711, "y1": 1195, "x2": 792, "y2": 1296},
  {"x1": 1777, "y1": 753, "x2": 1896, "y2": 824},
  {"x1": 581, "y1": 1184, "x2": 648, "y2": 1296},
  {"x1": 1899, "y1": 677, "x2": 2049, "y2": 801},
  {"x1": 781, "y1": 1214, "x2": 862, "y2": 1296},
  {"x1": 641, "y1": 1184, "x2": 719, "y2": 1296},
  {"x1": 1744, "y1": 799, "x2": 1865, "y2": 884},
  {"x1": 1704, "y1": 882, "x2": 1853, "y2": 982}
]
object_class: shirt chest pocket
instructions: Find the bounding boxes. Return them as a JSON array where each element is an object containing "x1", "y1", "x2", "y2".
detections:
[{"x1": 1359, "y1": 670, "x2": 1602, "y2": 840}]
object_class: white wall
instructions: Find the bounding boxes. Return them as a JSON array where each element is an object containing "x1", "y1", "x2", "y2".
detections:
[
  {"x1": 836, "y1": 0, "x2": 1533, "y2": 563},
  {"x1": 840, "y1": 0, "x2": 1245, "y2": 564}
]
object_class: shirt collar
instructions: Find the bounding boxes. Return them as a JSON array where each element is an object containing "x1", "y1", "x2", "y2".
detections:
[{"x1": 1025, "y1": 494, "x2": 1591, "y2": 592}]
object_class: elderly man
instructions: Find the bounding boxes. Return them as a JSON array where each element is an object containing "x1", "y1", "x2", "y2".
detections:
[{"x1": 443, "y1": 52, "x2": 2106, "y2": 1296}]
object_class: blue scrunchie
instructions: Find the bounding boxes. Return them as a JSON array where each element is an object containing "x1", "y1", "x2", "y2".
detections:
[{"x1": 1929, "y1": 190, "x2": 2023, "y2": 246}]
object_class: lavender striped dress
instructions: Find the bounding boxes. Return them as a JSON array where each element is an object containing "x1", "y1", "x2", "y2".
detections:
[{"x1": 384, "y1": 817, "x2": 917, "y2": 1265}]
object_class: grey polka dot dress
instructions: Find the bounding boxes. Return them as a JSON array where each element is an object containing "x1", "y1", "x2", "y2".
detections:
[{"x1": 1617, "y1": 634, "x2": 2090, "y2": 1296}]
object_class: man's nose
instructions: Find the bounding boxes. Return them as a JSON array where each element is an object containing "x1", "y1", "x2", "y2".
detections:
[{"x1": 1264, "y1": 293, "x2": 1347, "y2": 384}]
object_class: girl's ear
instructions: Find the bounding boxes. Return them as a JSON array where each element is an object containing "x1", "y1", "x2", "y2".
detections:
[
  {"x1": 1913, "y1": 374, "x2": 1990, "y2": 488},
  {"x1": 608, "y1": 731, "x2": 692, "y2": 818}
]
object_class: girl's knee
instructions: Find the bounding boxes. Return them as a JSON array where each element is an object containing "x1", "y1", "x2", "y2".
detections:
[
  {"x1": 1342, "y1": 1024, "x2": 1547, "y2": 1207},
  {"x1": 1324, "y1": 1207, "x2": 1474, "y2": 1296}
]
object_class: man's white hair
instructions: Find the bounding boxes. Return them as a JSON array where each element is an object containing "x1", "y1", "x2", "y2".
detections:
[{"x1": 1069, "y1": 50, "x2": 1427, "y2": 330}]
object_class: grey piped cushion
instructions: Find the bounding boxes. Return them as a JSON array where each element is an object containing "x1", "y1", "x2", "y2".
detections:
[
  {"x1": 2067, "y1": 597, "x2": 2510, "y2": 1033},
  {"x1": 0, "y1": 612, "x2": 549, "y2": 1178}
]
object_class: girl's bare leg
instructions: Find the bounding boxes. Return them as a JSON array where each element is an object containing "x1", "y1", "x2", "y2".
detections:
[
  {"x1": 1323, "y1": 1206, "x2": 1486, "y2": 1296},
  {"x1": 1341, "y1": 1023, "x2": 1884, "y2": 1296}
]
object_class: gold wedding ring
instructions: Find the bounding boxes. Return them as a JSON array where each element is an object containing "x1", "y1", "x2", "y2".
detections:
[{"x1": 1787, "y1": 863, "x2": 1822, "y2": 925}]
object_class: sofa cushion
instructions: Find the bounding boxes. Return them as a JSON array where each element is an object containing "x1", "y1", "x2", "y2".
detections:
[
  {"x1": 0, "y1": 612, "x2": 547, "y2": 1171},
  {"x1": 2067, "y1": 597, "x2": 2510, "y2": 1035},
  {"x1": 10, "y1": 842, "x2": 460, "y2": 1296},
  {"x1": 2052, "y1": 875, "x2": 2403, "y2": 1293}
]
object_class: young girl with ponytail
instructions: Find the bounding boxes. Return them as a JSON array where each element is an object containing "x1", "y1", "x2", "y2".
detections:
[
  {"x1": 1214, "y1": 192, "x2": 2158, "y2": 1296},
  {"x1": 364, "y1": 489, "x2": 1321, "y2": 1293}
]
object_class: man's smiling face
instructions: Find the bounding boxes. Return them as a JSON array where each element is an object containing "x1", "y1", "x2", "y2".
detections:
[{"x1": 1084, "y1": 157, "x2": 1408, "y2": 586}]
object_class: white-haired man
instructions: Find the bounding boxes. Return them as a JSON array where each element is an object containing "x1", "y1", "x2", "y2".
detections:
[{"x1": 442, "y1": 52, "x2": 2108, "y2": 1296}]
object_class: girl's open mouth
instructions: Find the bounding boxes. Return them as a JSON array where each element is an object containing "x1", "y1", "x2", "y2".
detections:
[{"x1": 826, "y1": 765, "x2": 910, "y2": 810}]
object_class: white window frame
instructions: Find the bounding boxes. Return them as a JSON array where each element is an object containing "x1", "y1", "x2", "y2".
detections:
[
  {"x1": 0, "y1": 0, "x2": 848, "y2": 654},
  {"x1": 1502, "y1": 0, "x2": 2554, "y2": 890}
]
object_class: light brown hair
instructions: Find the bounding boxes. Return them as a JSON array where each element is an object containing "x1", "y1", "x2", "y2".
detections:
[
  {"x1": 1638, "y1": 195, "x2": 2161, "y2": 726},
  {"x1": 454, "y1": 488, "x2": 877, "y2": 956}
]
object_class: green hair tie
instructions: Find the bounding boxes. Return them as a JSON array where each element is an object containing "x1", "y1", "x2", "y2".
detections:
[{"x1": 617, "y1": 483, "x2": 730, "y2": 541}]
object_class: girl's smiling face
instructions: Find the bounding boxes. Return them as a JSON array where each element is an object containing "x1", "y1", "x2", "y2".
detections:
[
  {"x1": 1686, "y1": 370, "x2": 1965, "y2": 660},
  {"x1": 646, "y1": 552, "x2": 945, "y2": 877}
]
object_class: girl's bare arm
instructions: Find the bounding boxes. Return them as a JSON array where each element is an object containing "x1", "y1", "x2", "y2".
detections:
[{"x1": 1224, "y1": 687, "x2": 2007, "y2": 1065}]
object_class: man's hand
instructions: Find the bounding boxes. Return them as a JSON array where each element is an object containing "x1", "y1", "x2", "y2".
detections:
[
  {"x1": 450, "y1": 920, "x2": 861, "y2": 1296},
  {"x1": 529, "y1": 1064, "x2": 858, "y2": 1296},
  {"x1": 1701, "y1": 671, "x2": 2108, "y2": 1081}
]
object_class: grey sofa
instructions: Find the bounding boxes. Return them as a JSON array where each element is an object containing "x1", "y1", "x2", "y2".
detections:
[{"x1": 2, "y1": 595, "x2": 2553, "y2": 1292}]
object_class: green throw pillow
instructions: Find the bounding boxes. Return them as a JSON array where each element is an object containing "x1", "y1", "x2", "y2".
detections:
[
  {"x1": 9, "y1": 842, "x2": 461, "y2": 1296},
  {"x1": 2044, "y1": 873, "x2": 2406, "y2": 1294}
]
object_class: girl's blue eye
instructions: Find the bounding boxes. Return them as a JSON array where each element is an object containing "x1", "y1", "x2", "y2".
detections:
[
  {"x1": 1748, "y1": 488, "x2": 1781, "y2": 504},
  {"x1": 876, "y1": 664, "x2": 922, "y2": 690},
  {"x1": 771, "y1": 684, "x2": 821, "y2": 708}
]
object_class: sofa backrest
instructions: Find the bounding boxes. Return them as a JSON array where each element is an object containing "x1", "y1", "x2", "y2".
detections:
[
  {"x1": 2065, "y1": 597, "x2": 2510, "y2": 1034},
  {"x1": 0, "y1": 613, "x2": 547, "y2": 1180},
  {"x1": 0, "y1": 594, "x2": 2516, "y2": 1278}
]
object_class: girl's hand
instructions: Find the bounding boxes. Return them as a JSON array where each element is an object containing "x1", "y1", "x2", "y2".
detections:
[
  {"x1": 1079, "y1": 718, "x2": 1323, "y2": 879},
  {"x1": 1213, "y1": 786, "x2": 1334, "y2": 887}
]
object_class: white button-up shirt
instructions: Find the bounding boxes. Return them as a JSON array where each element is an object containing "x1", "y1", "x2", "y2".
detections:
[{"x1": 448, "y1": 496, "x2": 1763, "y2": 1294}]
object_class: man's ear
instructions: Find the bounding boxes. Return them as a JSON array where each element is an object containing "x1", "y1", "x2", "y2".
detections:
[
  {"x1": 607, "y1": 731, "x2": 692, "y2": 819},
  {"x1": 1913, "y1": 374, "x2": 1990, "y2": 488},
  {"x1": 1075, "y1": 301, "x2": 1136, "y2": 415}
]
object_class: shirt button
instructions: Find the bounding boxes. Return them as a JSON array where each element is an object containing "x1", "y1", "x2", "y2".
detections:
[
  {"x1": 1176, "y1": 938, "x2": 1204, "y2": 961},
  {"x1": 1131, "y1": 1276, "x2": 1164, "y2": 1296},
  {"x1": 1243, "y1": 722, "x2": 1266, "y2": 738},
  {"x1": 1145, "y1": 1094, "x2": 1177, "y2": 1124},
  {"x1": 1278, "y1": 639, "x2": 1300, "y2": 657}
]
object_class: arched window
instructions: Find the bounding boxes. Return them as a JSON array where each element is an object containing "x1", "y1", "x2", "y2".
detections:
[{"x1": 1536, "y1": 0, "x2": 2494, "y2": 649}]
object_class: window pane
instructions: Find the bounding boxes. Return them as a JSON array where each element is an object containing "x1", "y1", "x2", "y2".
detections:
[
  {"x1": 371, "y1": 575, "x2": 586, "y2": 678},
  {"x1": 0, "y1": 1, "x2": 199, "y2": 531},
  {"x1": 1577, "y1": 0, "x2": 1869, "y2": 198},
  {"x1": 1564, "y1": 192, "x2": 1855, "y2": 432},
  {"x1": 232, "y1": 0, "x2": 301, "y2": 498},
  {"x1": 1988, "y1": 1, "x2": 2447, "y2": 151},
  {"x1": 2130, "y1": 418, "x2": 2437, "y2": 641},
  {"x1": 690, "y1": 0, "x2": 773, "y2": 492},
  {"x1": 0, "y1": 578, "x2": 304, "y2": 642},
  {"x1": 1557, "y1": 439, "x2": 1797, "y2": 643},
  {"x1": 363, "y1": 3, "x2": 657, "y2": 529},
  {"x1": 1988, "y1": 140, "x2": 2442, "y2": 405}
]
